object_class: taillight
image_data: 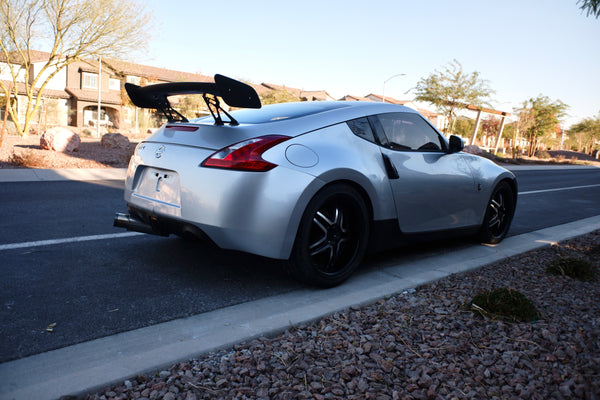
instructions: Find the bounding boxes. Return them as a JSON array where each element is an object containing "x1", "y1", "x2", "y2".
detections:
[{"x1": 201, "y1": 135, "x2": 291, "y2": 172}]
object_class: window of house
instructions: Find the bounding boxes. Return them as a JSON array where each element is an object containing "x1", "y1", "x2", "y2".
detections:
[
  {"x1": 82, "y1": 72, "x2": 98, "y2": 89},
  {"x1": 375, "y1": 112, "x2": 444, "y2": 151},
  {"x1": 126, "y1": 75, "x2": 141, "y2": 85},
  {"x1": 109, "y1": 78, "x2": 120, "y2": 90}
]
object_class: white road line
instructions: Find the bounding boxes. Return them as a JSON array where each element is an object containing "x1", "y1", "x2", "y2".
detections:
[
  {"x1": 3, "y1": 183, "x2": 598, "y2": 251},
  {"x1": 0, "y1": 232, "x2": 144, "y2": 251},
  {"x1": 519, "y1": 183, "x2": 600, "y2": 195}
]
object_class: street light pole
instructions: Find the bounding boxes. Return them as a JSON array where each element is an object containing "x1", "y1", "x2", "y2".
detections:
[{"x1": 382, "y1": 73, "x2": 406, "y2": 103}]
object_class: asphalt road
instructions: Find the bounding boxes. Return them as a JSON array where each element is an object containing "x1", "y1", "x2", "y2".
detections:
[{"x1": 1, "y1": 166, "x2": 599, "y2": 363}]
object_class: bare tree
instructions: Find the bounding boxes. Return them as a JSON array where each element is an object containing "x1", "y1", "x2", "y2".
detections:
[{"x1": 0, "y1": 0, "x2": 152, "y2": 136}]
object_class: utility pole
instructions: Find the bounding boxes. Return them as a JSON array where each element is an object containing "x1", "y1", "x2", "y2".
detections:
[{"x1": 97, "y1": 56, "x2": 102, "y2": 138}]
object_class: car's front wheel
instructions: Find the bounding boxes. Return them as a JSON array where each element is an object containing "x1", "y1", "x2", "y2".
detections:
[
  {"x1": 477, "y1": 181, "x2": 515, "y2": 244},
  {"x1": 288, "y1": 184, "x2": 370, "y2": 287}
]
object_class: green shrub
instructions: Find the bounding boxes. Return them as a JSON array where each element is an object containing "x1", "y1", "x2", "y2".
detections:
[
  {"x1": 469, "y1": 287, "x2": 539, "y2": 322},
  {"x1": 546, "y1": 257, "x2": 595, "y2": 281}
]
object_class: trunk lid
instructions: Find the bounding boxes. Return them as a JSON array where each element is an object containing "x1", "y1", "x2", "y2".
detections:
[{"x1": 144, "y1": 122, "x2": 264, "y2": 151}]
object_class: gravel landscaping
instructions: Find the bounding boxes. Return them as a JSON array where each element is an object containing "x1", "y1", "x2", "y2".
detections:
[{"x1": 80, "y1": 230, "x2": 600, "y2": 400}]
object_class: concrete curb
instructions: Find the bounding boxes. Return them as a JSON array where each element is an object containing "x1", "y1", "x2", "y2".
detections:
[
  {"x1": 1, "y1": 215, "x2": 599, "y2": 400},
  {"x1": 0, "y1": 168, "x2": 127, "y2": 182},
  {"x1": 0, "y1": 164, "x2": 598, "y2": 183}
]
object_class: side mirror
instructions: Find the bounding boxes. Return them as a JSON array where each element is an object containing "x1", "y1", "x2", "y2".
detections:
[{"x1": 448, "y1": 135, "x2": 464, "y2": 153}]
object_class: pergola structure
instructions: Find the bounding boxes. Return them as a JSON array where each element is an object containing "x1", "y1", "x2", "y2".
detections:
[{"x1": 454, "y1": 102, "x2": 512, "y2": 152}]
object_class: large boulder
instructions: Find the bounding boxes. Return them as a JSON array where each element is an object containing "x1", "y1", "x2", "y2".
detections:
[
  {"x1": 101, "y1": 133, "x2": 130, "y2": 149},
  {"x1": 40, "y1": 127, "x2": 81, "y2": 152}
]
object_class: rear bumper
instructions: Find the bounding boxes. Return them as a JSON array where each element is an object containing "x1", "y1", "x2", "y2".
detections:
[
  {"x1": 120, "y1": 141, "x2": 320, "y2": 259},
  {"x1": 114, "y1": 208, "x2": 217, "y2": 243}
]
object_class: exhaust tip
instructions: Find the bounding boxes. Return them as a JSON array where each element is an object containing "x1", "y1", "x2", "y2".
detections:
[
  {"x1": 113, "y1": 212, "x2": 167, "y2": 236},
  {"x1": 113, "y1": 213, "x2": 131, "y2": 229}
]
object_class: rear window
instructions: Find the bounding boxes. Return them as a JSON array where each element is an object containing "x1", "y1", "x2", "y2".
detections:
[{"x1": 193, "y1": 102, "x2": 351, "y2": 124}]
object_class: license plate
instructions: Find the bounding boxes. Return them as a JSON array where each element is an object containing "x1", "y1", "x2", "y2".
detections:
[{"x1": 133, "y1": 167, "x2": 181, "y2": 211}]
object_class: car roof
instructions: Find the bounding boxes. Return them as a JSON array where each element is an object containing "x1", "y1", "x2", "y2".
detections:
[{"x1": 190, "y1": 101, "x2": 420, "y2": 134}]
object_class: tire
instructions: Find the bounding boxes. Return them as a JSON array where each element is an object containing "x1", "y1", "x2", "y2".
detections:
[
  {"x1": 288, "y1": 184, "x2": 370, "y2": 287},
  {"x1": 477, "y1": 181, "x2": 515, "y2": 244}
]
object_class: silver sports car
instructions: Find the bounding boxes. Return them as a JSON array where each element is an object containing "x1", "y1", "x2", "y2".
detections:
[{"x1": 115, "y1": 74, "x2": 517, "y2": 287}]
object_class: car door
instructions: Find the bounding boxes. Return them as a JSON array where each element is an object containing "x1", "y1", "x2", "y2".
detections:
[{"x1": 370, "y1": 112, "x2": 479, "y2": 233}]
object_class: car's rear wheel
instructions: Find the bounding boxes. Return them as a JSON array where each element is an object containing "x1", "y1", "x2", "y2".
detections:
[
  {"x1": 288, "y1": 184, "x2": 369, "y2": 287},
  {"x1": 477, "y1": 181, "x2": 515, "y2": 244}
]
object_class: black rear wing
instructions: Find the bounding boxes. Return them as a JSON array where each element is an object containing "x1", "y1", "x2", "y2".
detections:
[{"x1": 124, "y1": 74, "x2": 261, "y2": 125}]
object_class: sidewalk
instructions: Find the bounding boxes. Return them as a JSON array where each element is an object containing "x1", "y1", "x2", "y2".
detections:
[
  {"x1": 0, "y1": 164, "x2": 598, "y2": 183},
  {"x1": 0, "y1": 168, "x2": 127, "y2": 182}
]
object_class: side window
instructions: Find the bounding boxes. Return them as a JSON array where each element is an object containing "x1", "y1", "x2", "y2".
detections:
[
  {"x1": 375, "y1": 113, "x2": 444, "y2": 151},
  {"x1": 347, "y1": 117, "x2": 376, "y2": 143}
]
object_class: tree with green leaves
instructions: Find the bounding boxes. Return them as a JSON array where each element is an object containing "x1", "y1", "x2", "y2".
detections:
[
  {"x1": 453, "y1": 116, "x2": 475, "y2": 138},
  {"x1": 578, "y1": 0, "x2": 600, "y2": 18},
  {"x1": 568, "y1": 114, "x2": 600, "y2": 154},
  {"x1": 413, "y1": 60, "x2": 495, "y2": 133},
  {"x1": 515, "y1": 95, "x2": 568, "y2": 156},
  {"x1": 0, "y1": 0, "x2": 152, "y2": 136}
]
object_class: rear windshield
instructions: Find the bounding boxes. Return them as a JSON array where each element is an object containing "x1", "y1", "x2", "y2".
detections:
[{"x1": 192, "y1": 102, "x2": 351, "y2": 124}]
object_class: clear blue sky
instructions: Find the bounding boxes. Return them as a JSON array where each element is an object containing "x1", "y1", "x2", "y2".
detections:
[{"x1": 137, "y1": 0, "x2": 599, "y2": 127}]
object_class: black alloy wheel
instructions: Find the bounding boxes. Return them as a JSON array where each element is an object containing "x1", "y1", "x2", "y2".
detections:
[
  {"x1": 478, "y1": 181, "x2": 515, "y2": 244},
  {"x1": 289, "y1": 184, "x2": 369, "y2": 287}
]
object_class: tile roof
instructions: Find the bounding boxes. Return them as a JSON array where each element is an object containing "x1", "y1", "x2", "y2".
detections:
[
  {"x1": 261, "y1": 83, "x2": 302, "y2": 97},
  {"x1": 260, "y1": 83, "x2": 332, "y2": 101},
  {"x1": 102, "y1": 59, "x2": 213, "y2": 83},
  {"x1": 77, "y1": 60, "x2": 118, "y2": 76},
  {"x1": 299, "y1": 90, "x2": 332, "y2": 101},
  {"x1": 0, "y1": 50, "x2": 53, "y2": 64},
  {"x1": 0, "y1": 79, "x2": 70, "y2": 99},
  {"x1": 365, "y1": 93, "x2": 412, "y2": 105},
  {"x1": 417, "y1": 108, "x2": 438, "y2": 117},
  {"x1": 338, "y1": 95, "x2": 374, "y2": 102},
  {"x1": 65, "y1": 88, "x2": 122, "y2": 104}
]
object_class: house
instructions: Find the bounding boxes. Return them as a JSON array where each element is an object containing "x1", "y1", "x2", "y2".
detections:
[
  {"x1": 364, "y1": 93, "x2": 418, "y2": 110},
  {"x1": 338, "y1": 95, "x2": 374, "y2": 102},
  {"x1": 0, "y1": 50, "x2": 71, "y2": 130},
  {"x1": 1, "y1": 51, "x2": 213, "y2": 132},
  {"x1": 416, "y1": 108, "x2": 447, "y2": 132},
  {"x1": 259, "y1": 83, "x2": 335, "y2": 101},
  {"x1": 65, "y1": 58, "x2": 212, "y2": 130},
  {"x1": 1, "y1": 50, "x2": 445, "y2": 133}
]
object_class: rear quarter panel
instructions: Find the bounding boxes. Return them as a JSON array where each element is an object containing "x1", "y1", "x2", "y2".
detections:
[{"x1": 263, "y1": 122, "x2": 397, "y2": 235}]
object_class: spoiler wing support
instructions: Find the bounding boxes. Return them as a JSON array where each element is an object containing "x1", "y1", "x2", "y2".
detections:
[{"x1": 124, "y1": 74, "x2": 261, "y2": 125}]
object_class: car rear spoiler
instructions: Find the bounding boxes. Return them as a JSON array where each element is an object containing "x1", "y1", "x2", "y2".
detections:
[{"x1": 124, "y1": 74, "x2": 261, "y2": 125}]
